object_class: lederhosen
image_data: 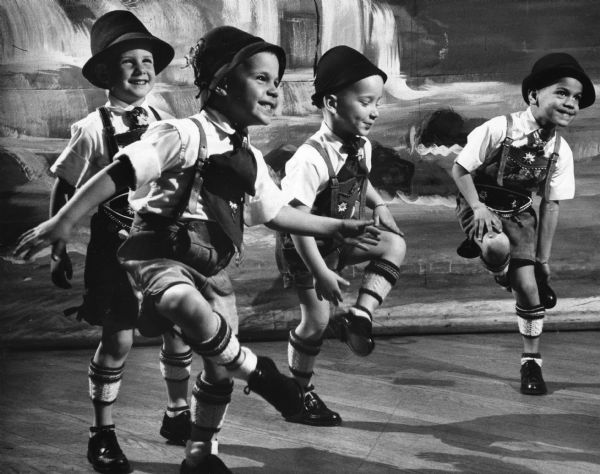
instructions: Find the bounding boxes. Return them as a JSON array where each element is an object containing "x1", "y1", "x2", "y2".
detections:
[
  {"x1": 457, "y1": 114, "x2": 560, "y2": 261},
  {"x1": 73, "y1": 106, "x2": 160, "y2": 327},
  {"x1": 278, "y1": 138, "x2": 368, "y2": 288},
  {"x1": 117, "y1": 118, "x2": 254, "y2": 336}
]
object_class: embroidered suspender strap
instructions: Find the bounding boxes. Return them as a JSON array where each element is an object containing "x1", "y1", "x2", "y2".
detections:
[
  {"x1": 304, "y1": 138, "x2": 339, "y2": 217},
  {"x1": 496, "y1": 114, "x2": 513, "y2": 187},
  {"x1": 98, "y1": 106, "x2": 119, "y2": 161},
  {"x1": 543, "y1": 134, "x2": 560, "y2": 200},
  {"x1": 182, "y1": 117, "x2": 208, "y2": 216},
  {"x1": 358, "y1": 173, "x2": 368, "y2": 219}
]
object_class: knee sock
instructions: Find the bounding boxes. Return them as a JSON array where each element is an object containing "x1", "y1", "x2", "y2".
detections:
[
  {"x1": 185, "y1": 373, "x2": 233, "y2": 466},
  {"x1": 288, "y1": 330, "x2": 322, "y2": 389},
  {"x1": 160, "y1": 348, "x2": 193, "y2": 415},
  {"x1": 88, "y1": 359, "x2": 124, "y2": 415},
  {"x1": 186, "y1": 312, "x2": 257, "y2": 381},
  {"x1": 356, "y1": 258, "x2": 401, "y2": 317},
  {"x1": 516, "y1": 303, "x2": 545, "y2": 339}
]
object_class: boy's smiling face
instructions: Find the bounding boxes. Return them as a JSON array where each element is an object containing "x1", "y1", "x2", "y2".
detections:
[
  {"x1": 108, "y1": 42, "x2": 156, "y2": 105},
  {"x1": 328, "y1": 74, "x2": 384, "y2": 139},
  {"x1": 530, "y1": 77, "x2": 583, "y2": 129},
  {"x1": 221, "y1": 51, "x2": 281, "y2": 128}
]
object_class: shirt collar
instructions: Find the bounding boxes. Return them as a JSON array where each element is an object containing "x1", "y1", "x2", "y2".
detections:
[
  {"x1": 105, "y1": 95, "x2": 150, "y2": 114},
  {"x1": 319, "y1": 121, "x2": 366, "y2": 156},
  {"x1": 203, "y1": 107, "x2": 242, "y2": 135},
  {"x1": 523, "y1": 107, "x2": 556, "y2": 141}
]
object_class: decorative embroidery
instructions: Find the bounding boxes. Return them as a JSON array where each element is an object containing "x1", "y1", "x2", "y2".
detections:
[
  {"x1": 229, "y1": 201, "x2": 238, "y2": 215},
  {"x1": 337, "y1": 202, "x2": 348, "y2": 213},
  {"x1": 523, "y1": 152, "x2": 536, "y2": 163}
]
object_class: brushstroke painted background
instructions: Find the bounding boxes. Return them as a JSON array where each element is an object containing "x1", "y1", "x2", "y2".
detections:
[{"x1": 1, "y1": 0, "x2": 599, "y2": 345}]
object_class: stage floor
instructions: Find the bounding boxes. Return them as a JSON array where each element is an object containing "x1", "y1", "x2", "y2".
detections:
[{"x1": 2, "y1": 331, "x2": 600, "y2": 473}]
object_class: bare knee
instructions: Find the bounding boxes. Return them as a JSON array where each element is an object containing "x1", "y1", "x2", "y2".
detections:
[
  {"x1": 481, "y1": 232, "x2": 509, "y2": 261},
  {"x1": 98, "y1": 329, "x2": 133, "y2": 362},
  {"x1": 381, "y1": 231, "x2": 406, "y2": 266},
  {"x1": 156, "y1": 284, "x2": 214, "y2": 336}
]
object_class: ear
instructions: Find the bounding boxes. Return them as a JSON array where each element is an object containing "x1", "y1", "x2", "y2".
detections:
[
  {"x1": 323, "y1": 93, "x2": 338, "y2": 113},
  {"x1": 528, "y1": 89, "x2": 538, "y2": 106}
]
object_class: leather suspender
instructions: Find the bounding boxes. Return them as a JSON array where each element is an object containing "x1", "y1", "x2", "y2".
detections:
[
  {"x1": 304, "y1": 138, "x2": 368, "y2": 219},
  {"x1": 543, "y1": 135, "x2": 561, "y2": 200},
  {"x1": 181, "y1": 117, "x2": 208, "y2": 216},
  {"x1": 496, "y1": 114, "x2": 513, "y2": 187},
  {"x1": 98, "y1": 106, "x2": 119, "y2": 160}
]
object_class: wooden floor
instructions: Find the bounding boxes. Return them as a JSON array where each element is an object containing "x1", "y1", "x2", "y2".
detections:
[{"x1": 2, "y1": 331, "x2": 600, "y2": 473}]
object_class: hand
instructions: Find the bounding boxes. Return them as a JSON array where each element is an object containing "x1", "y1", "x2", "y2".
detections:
[
  {"x1": 14, "y1": 216, "x2": 74, "y2": 262},
  {"x1": 314, "y1": 267, "x2": 349, "y2": 306},
  {"x1": 373, "y1": 204, "x2": 404, "y2": 236},
  {"x1": 51, "y1": 248, "x2": 73, "y2": 289},
  {"x1": 465, "y1": 203, "x2": 502, "y2": 241},
  {"x1": 333, "y1": 219, "x2": 381, "y2": 251}
]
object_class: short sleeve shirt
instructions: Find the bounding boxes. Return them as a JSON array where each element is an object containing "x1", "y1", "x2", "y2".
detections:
[
  {"x1": 117, "y1": 107, "x2": 287, "y2": 226},
  {"x1": 280, "y1": 121, "x2": 373, "y2": 207},
  {"x1": 454, "y1": 108, "x2": 575, "y2": 201},
  {"x1": 50, "y1": 95, "x2": 172, "y2": 189}
]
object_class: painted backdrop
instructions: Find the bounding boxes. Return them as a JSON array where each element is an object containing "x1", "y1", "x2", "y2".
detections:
[{"x1": 1, "y1": 0, "x2": 599, "y2": 346}]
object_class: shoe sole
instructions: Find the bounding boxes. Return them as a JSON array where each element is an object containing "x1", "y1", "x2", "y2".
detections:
[
  {"x1": 87, "y1": 453, "x2": 132, "y2": 474},
  {"x1": 285, "y1": 416, "x2": 343, "y2": 427},
  {"x1": 339, "y1": 317, "x2": 375, "y2": 357}
]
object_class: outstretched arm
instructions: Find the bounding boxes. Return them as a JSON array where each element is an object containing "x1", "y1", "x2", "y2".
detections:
[
  {"x1": 365, "y1": 181, "x2": 402, "y2": 235},
  {"x1": 15, "y1": 159, "x2": 132, "y2": 260},
  {"x1": 49, "y1": 178, "x2": 75, "y2": 288},
  {"x1": 265, "y1": 205, "x2": 380, "y2": 250}
]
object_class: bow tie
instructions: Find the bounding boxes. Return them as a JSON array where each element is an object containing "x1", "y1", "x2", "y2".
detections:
[
  {"x1": 123, "y1": 107, "x2": 150, "y2": 130},
  {"x1": 341, "y1": 137, "x2": 368, "y2": 174},
  {"x1": 528, "y1": 129, "x2": 552, "y2": 150}
]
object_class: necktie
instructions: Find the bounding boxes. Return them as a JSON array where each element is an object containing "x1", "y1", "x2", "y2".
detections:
[
  {"x1": 342, "y1": 137, "x2": 368, "y2": 174},
  {"x1": 123, "y1": 106, "x2": 149, "y2": 130}
]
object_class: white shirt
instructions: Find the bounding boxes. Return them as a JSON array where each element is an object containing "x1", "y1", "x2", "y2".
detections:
[
  {"x1": 50, "y1": 95, "x2": 172, "y2": 189},
  {"x1": 281, "y1": 121, "x2": 373, "y2": 207},
  {"x1": 454, "y1": 108, "x2": 575, "y2": 200},
  {"x1": 117, "y1": 108, "x2": 287, "y2": 226}
]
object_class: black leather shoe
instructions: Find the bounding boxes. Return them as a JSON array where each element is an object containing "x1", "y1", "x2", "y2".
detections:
[
  {"x1": 87, "y1": 426, "x2": 131, "y2": 473},
  {"x1": 180, "y1": 455, "x2": 231, "y2": 473},
  {"x1": 245, "y1": 356, "x2": 304, "y2": 418},
  {"x1": 520, "y1": 360, "x2": 548, "y2": 395},
  {"x1": 456, "y1": 238, "x2": 481, "y2": 258},
  {"x1": 336, "y1": 312, "x2": 374, "y2": 357},
  {"x1": 160, "y1": 409, "x2": 191, "y2": 446},
  {"x1": 286, "y1": 389, "x2": 342, "y2": 426}
]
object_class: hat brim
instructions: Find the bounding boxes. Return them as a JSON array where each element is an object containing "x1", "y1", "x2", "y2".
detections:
[
  {"x1": 522, "y1": 66, "x2": 596, "y2": 109},
  {"x1": 82, "y1": 33, "x2": 175, "y2": 88},
  {"x1": 224, "y1": 41, "x2": 286, "y2": 82}
]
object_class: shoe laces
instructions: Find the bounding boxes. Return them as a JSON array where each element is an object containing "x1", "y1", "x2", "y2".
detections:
[{"x1": 304, "y1": 391, "x2": 325, "y2": 410}]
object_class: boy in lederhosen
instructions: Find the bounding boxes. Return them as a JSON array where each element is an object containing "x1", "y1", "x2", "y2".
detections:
[
  {"x1": 16, "y1": 27, "x2": 378, "y2": 473},
  {"x1": 278, "y1": 46, "x2": 406, "y2": 426},
  {"x1": 452, "y1": 53, "x2": 595, "y2": 395},
  {"x1": 49, "y1": 11, "x2": 221, "y2": 472}
]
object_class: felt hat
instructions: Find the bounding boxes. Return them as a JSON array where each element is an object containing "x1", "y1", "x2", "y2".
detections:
[
  {"x1": 191, "y1": 26, "x2": 286, "y2": 107},
  {"x1": 521, "y1": 52, "x2": 595, "y2": 109},
  {"x1": 82, "y1": 10, "x2": 174, "y2": 88},
  {"x1": 312, "y1": 45, "x2": 387, "y2": 107}
]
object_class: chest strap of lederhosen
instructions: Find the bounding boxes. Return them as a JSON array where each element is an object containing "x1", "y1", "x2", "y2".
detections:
[
  {"x1": 495, "y1": 113, "x2": 560, "y2": 200},
  {"x1": 304, "y1": 138, "x2": 368, "y2": 219},
  {"x1": 98, "y1": 106, "x2": 161, "y2": 161}
]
